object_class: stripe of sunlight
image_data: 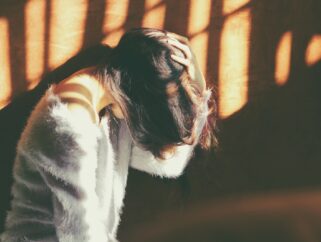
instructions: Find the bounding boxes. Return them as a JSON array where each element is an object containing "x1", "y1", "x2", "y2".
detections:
[
  {"x1": 142, "y1": 0, "x2": 166, "y2": 29},
  {"x1": 102, "y1": 0, "x2": 129, "y2": 47},
  {"x1": 49, "y1": 0, "x2": 88, "y2": 69},
  {"x1": 0, "y1": 17, "x2": 12, "y2": 109},
  {"x1": 187, "y1": 0, "x2": 211, "y2": 77},
  {"x1": 223, "y1": 0, "x2": 250, "y2": 15},
  {"x1": 275, "y1": 31, "x2": 292, "y2": 86},
  {"x1": 305, "y1": 35, "x2": 321, "y2": 67},
  {"x1": 25, "y1": 0, "x2": 46, "y2": 89},
  {"x1": 219, "y1": 0, "x2": 251, "y2": 119}
]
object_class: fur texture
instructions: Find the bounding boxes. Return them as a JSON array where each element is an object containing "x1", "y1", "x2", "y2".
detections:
[{"x1": 1, "y1": 87, "x2": 210, "y2": 242}]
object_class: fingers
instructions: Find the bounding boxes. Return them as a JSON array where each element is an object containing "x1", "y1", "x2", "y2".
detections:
[
  {"x1": 170, "y1": 54, "x2": 190, "y2": 67},
  {"x1": 167, "y1": 39, "x2": 192, "y2": 60},
  {"x1": 145, "y1": 30, "x2": 193, "y2": 69}
]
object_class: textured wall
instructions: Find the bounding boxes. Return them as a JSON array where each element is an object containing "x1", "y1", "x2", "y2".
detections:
[
  {"x1": 1, "y1": 0, "x2": 320, "y2": 115},
  {"x1": 1, "y1": 0, "x2": 321, "y2": 241}
]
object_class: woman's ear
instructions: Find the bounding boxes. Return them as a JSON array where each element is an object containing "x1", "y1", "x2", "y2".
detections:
[{"x1": 110, "y1": 103, "x2": 124, "y2": 119}]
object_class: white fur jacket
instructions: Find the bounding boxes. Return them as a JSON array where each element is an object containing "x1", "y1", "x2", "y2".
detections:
[{"x1": 1, "y1": 87, "x2": 210, "y2": 242}]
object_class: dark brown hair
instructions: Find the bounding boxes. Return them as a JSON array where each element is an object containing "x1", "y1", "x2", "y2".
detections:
[{"x1": 95, "y1": 28, "x2": 217, "y2": 159}]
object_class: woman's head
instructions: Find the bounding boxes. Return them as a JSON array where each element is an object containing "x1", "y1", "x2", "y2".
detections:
[{"x1": 95, "y1": 28, "x2": 216, "y2": 159}]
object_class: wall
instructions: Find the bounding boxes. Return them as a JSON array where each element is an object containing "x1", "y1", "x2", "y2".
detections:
[{"x1": 1, "y1": 0, "x2": 321, "y2": 240}]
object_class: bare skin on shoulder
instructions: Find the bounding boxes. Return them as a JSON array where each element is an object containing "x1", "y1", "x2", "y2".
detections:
[{"x1": 53, "y1": 67, "x2": 124, "y2": 124}]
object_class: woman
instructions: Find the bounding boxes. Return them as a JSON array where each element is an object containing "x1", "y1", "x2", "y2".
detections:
[{"x1": 1, "y1": 28, "x2": 215, "y2": 242}]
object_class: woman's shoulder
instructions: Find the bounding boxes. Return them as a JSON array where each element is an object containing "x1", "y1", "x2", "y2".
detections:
[
  {"x1": 17, "y1": 84, "x2": 103, "y2": 155},
  {"x1": 52, "y1": 68, "x2": 101, "y2": 124}
]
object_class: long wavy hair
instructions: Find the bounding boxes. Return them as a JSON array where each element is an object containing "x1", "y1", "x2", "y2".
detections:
[{"x1": 94, "y1": 28, "x2": 217, "y2": 159}]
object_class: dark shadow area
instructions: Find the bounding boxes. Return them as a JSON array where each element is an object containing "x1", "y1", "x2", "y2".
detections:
[
  {"x1": 82, "y1": 0, "x2": 107, "y2": 48},
  {"x1": 217, "y1": 0, "x2": 321, "y2": 194},
  {"x1": 206, "y1": 0, "x2": 223, "y2": 85},
  {"x1": 0, "y1": 0, "x2": 28, "y2": 100},
  {"x1": 7, "y1": 1, "x2": 27, "y2": 94},
  {"x1": 43, "y1": 0, "x2": 51, "y2": 73},
  {"x1": 164, "y1": 0, "x2": 191, "y2": 35},
  {"x1": 120, "y1": 189, "x2": 321, "y2": 242},
  {"x1": 217, "y1": 61, "x2": 321, "y2": 195},
  {"x1": 123, "y1": 0, "x2": 146, "y2": 29}
]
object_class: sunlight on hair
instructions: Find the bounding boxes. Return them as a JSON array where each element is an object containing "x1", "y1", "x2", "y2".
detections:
[
  {"x1": 275, "y1": 31, "x2": 292, "y2": 86},
  {"x1": 306, "y1": 35, "x2": 321, "y2": 67},
  {"x1": 219, "y1": 7, "x2": 251, "y2": 119},
  {"x1": 102, "y1": 0, "x2": 129, "y2": 46},
  {"x1": 49, "y1": 0, "x2": 88, "y2": 69},
  {"x1": 223, "y1": 0, "x2": 251, "y2": 15},
  {"x1": 142, "y1": 0, "x2": 166, "y2": 29},
  {"x1": 25, "y1": 0, "x2": 46, "y2": 87},
  {"x1": 0, "y1": 18, "x2": 12, "y2": 109},
  {"x1": 188, "y1": 0, "x2": 211, "y2": 76}
]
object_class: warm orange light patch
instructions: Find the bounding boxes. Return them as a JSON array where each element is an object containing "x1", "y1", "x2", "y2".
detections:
[
  {"x1": 223, "y1": 0, "x2": 251, "y2": 15},
  {"x1": 188, "y1": 0, "x2": 211, "y2": 76},
  {"x1": 189, "y1": 32, "x2": 209, "y2": 77},
  {"x1": 219, "y1": 8, "x2": 251, "y2": 119},
  {"x1": 306, "y1": 35, "x2": 321, "y2": 66},
  {"x1": 25, "y1": 0, "x2": 46, "y2": 88},
  {"x1": 0, "y1": 18, "x2": 12, "y2": 109},
  {"x1": 275, "y1": 31, "x2": 292, "y2": 86},
  {"x1": 102, "y1": 0, "x2": 129, "y2": 46},
  {"x1": 142, "y1": 0, "x2": 166, "y2": 29},
  {"x1": 49, "y1": 0, "x2": 88, "y2": 69},
  {"x1": 102, "y1": 29, "x2": 125, "y2": 47}
]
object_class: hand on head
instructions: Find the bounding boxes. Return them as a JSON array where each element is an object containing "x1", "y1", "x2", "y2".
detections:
[{"x1": 162, "y1": 32, "x2": 206, "y2": 93}]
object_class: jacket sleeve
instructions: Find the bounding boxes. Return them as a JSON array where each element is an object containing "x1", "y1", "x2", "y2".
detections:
[
  {"x1": 129, "y1": 91, "x2": 211, "y2": 178},
  {"x1": 130, "y1": 143, "x2": 195, "y2": 178},
  {"x1": 19, "y1": 98, "x2": 108, "y2": 242}
]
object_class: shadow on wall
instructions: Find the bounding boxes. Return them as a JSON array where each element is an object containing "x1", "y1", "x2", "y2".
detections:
[
  {"x1": 215, "y1": 0, "x2": 321, "y2": 193},
  {"x1": 205, "y1": 0, "x2": 321, "y2": 193},
  {"x1": 0, "y1": 0, "x2": 321, "y2": 241}
]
